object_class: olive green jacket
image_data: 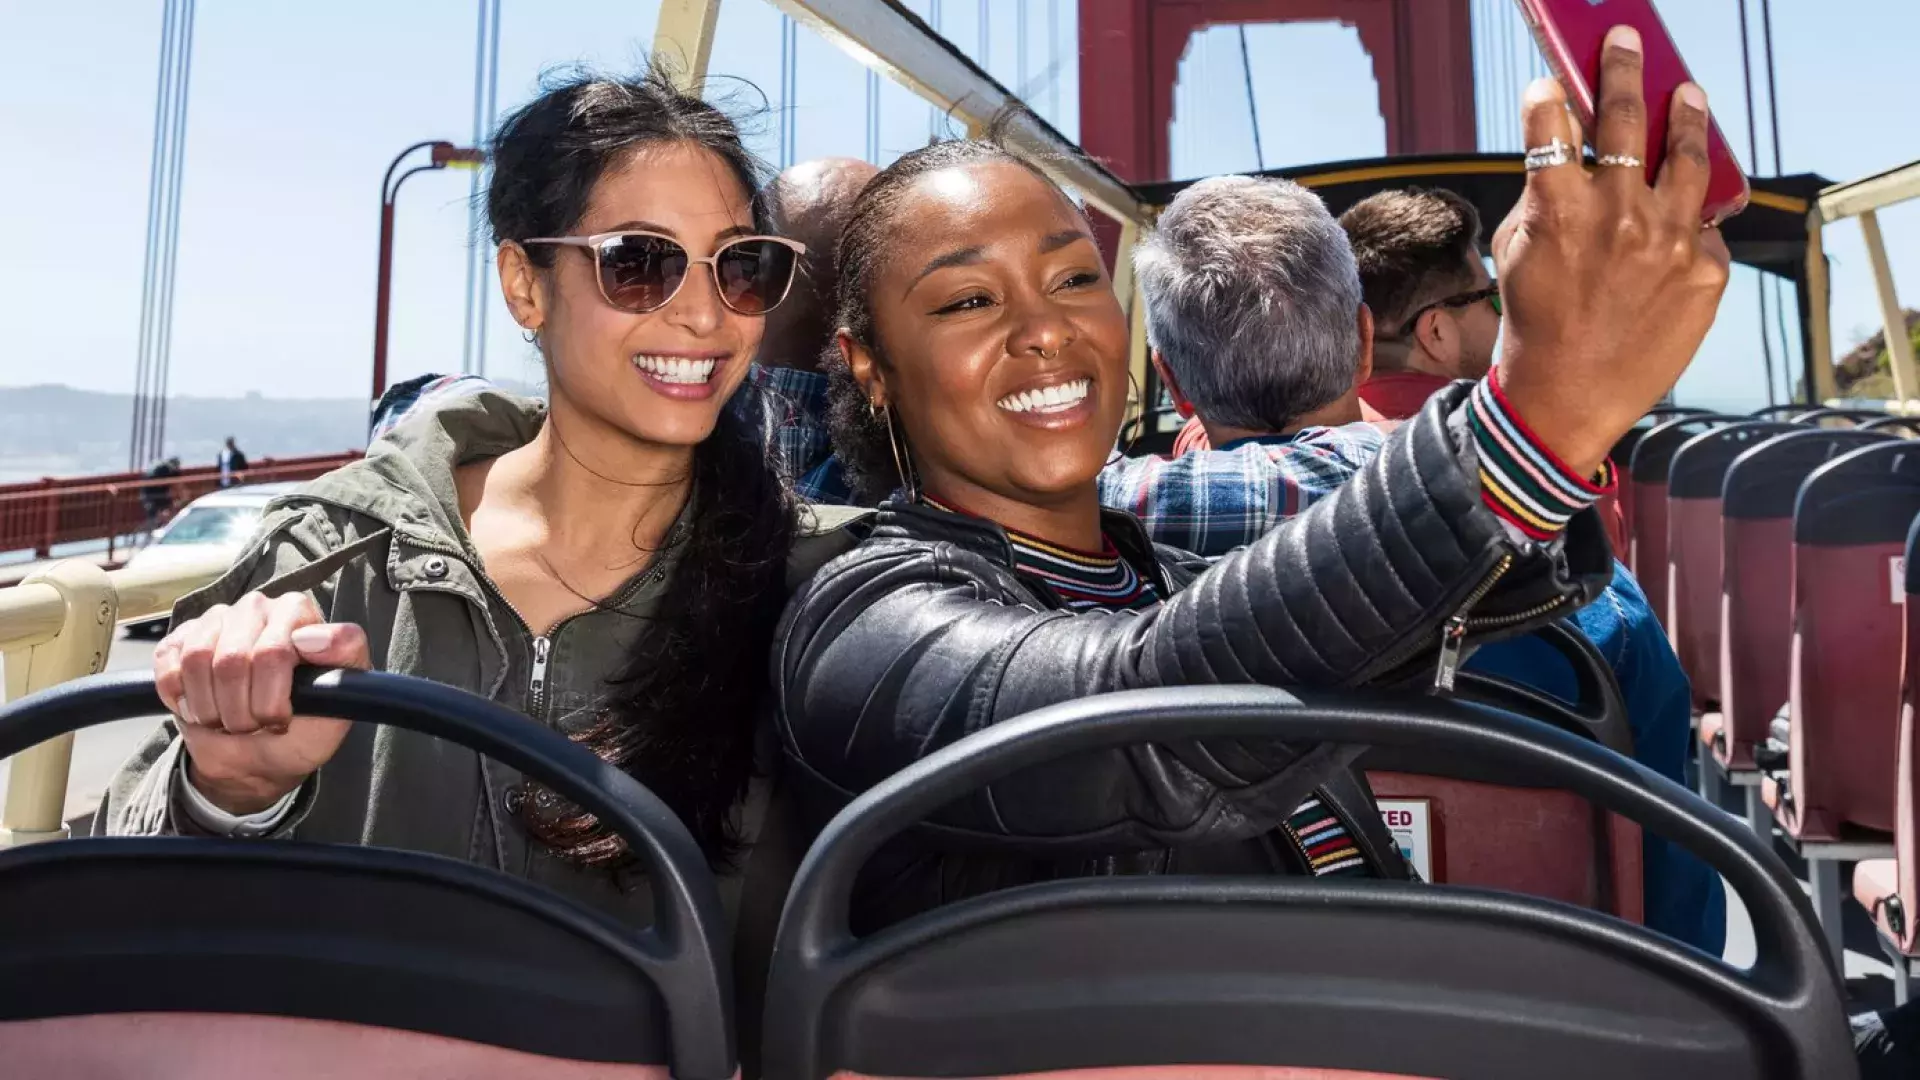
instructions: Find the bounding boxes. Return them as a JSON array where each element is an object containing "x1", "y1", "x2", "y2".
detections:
[{"x1": 96, "y1": 390, "x2": 863, "y2": 928}]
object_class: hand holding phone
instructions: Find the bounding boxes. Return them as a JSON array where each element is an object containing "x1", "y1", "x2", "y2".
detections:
[
  {"x1": 1490, "y1": 28, "x2": 1733, "y2": 477},
  {"x1": 1516, "y1": 0, "x2": 1750, "y2": 226}
]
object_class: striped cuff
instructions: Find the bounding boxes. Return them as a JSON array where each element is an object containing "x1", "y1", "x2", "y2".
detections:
[{"x1": 1466, "y1": 373, "x2": 1616, "y2": 542}]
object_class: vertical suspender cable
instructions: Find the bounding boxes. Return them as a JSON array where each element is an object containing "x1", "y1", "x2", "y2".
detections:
[
  {"x1": 928, "y1": 0, "x2": 943, "y2": 141},
  {"x1": 461, "y1": 0, "x2": 501, "y2": 377},
  {"x1": 978, "y1": 0, "x2": 989, "y2": 72},
  {"x1": 130, "y1": 0, "x2": 179, "y2": 470},
  {"x1": 1047, "y1": 0, "x2": 1059, "y2": 121},
  {"x1": 151, "y1": 0, "x2": 196, "y2": 466},
  {"x1": 865, "y1": 69, "x2": 880, "y2": 163},
  {"x1": 463, "y1": 0, "x2": 501, "y2": 378},
  {"x1": 1017, "y1": 0, "x2": 1028, "y2": 99},
  {"x1": 1470, "y1": 0, "x2": 1485, "y2": 151},
  {"x1": 1759, "y1": 0, "x2": 1798, "y2": 403},
  {"x1": 1239, "y1": 26, "x2": 1264, "y2": 171},
  {"x1": 1736, "y1": 0, "x2": 1779, "y2": 406}
]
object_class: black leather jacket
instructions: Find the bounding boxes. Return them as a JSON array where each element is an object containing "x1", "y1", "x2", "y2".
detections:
[{"x1": 771, "y1": 383, "x2": 1615, "y2": 931}]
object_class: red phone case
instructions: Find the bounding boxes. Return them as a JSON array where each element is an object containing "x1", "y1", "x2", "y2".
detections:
[{"x1": 1515, "y1": 0, "x2": 1750, "y2": 226}]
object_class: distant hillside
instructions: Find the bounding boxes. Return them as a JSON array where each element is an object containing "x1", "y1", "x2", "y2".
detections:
[
  {"x1": 0, "y1": 380, "x2": 543, "y2": 483},
  {"x1": 1834, "y1": 310, "x2": 1920, "y2": 400}
]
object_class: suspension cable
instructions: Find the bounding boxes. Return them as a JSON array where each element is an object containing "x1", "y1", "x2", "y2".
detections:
[
  {"x1": 1239, "y1": 26, "x2": 1265, "y2": 170},
  {"x1": 1735, "y1": 0, "x2": 1779, "y2": 405},
  {"x1": 1758, "y1": 0, "x2": 1799, "y2": 403},
  {"x1": 151, "y1": 0, "x2": 197, "y2": 467},
  {"x1": 130, "y1": 0, "x2": 179, "y2": 469}
]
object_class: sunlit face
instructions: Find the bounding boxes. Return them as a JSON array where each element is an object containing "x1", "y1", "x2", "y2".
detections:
[
  {"x1": 517, "y1": 141, "x2": 765, "y2": 448},
  {"x1": 848, "y1": 161, "x2": 1130, "y2": 508}
]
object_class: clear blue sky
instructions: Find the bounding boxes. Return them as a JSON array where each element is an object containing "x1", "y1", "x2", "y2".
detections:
[{"x1": 1, "y1": 0, "x2": 1914, "y2": 419}]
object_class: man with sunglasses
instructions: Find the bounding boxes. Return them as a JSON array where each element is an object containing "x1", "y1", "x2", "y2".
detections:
[{"x1": 1340, "y1": 188, "x2": 1503, "y2": 422}]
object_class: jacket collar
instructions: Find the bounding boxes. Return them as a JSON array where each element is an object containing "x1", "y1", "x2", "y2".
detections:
[
  {"x1": 293, "y1": 390, "x2": 545, "y2": 554},
  {"x1": 873, "y1": 499, "x2": 1172, "y2": 599}
]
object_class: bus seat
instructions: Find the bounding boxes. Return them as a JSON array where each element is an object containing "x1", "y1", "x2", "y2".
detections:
[
  {"x1": 1629, "y1": 415, "x2": 1741, "y2": 632},
  {"x1": 1854, "y1": 517, "x2": 1920, "y2": 993},
  {"x1": 1364, "y1": 622, "x2": 1641, "y2": 921},
  {"x1": 761, "y1": 686, "x2": 1855, "y2": 1080},
  {"x1": 0, "y1": 671, "x2": 736, "y2": 1080},
  {"x1": 1771, "y1": 441, "x2": 1920, "y2": 842},
  {"x1": 1666, "y1": 422, "x2": 1797, "y2": 707},
  {"x1": 1717, "y1": 429, "x2": 1896, "y2": 773},
  {"x1": 1363, "y1": 772, "x2": 1643, "y2": 921}
]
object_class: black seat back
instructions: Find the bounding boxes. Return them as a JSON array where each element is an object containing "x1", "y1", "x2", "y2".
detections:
[
  {"x1": 763, "y1": 687, "x2": 1853, "y2": 1080},
  {"x1": 0, "y1": 670, "x2": 735, "y2": 1080}
]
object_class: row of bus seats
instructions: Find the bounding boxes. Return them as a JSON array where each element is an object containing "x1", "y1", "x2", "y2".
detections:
[
  {"x1": 1613, "y1": 403, "x2": 1920, "y2": 985},
  {"x1": 0, "y1": 666, "x2": 1859, "y2": 1078}
]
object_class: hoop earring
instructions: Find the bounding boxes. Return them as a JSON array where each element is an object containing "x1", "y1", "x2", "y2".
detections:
[
  {"x1": 521, "y1": 327, "x2": 540, "y2": 345},
  {"x1": 871, "y1": 400, "x2": 920, "y2": 503}
]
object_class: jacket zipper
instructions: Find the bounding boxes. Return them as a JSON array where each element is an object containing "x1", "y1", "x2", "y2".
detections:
[
  {"x1": 528, "y1": 635, "x2": 553, "y2": 719},
  {"x1": 1362, "y1": 553, "x2": 1576, "y2": 692},
  {"x1": 393, "y1": 531, "x2": 663, "y2": 724}
]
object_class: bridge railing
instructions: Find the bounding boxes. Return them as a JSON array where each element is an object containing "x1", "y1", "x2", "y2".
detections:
[
  {"x1": 0, "y1": 452, "x2": 361, "y2": 562},
  {"x1": 0, "y1": 554, "x2": 231, "y2": 846}
]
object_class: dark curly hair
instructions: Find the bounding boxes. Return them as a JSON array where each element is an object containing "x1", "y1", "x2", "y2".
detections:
[
  {"x1": 488, "y1": 66, "x2": 793, "y2": 871},
  {"x1": 823, "y1": 124, "x2": 1079, "y2": 504}
]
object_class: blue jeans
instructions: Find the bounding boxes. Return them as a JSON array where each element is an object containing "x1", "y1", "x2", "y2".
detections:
[{"x1": 1465, "y1": 561, "x2": 1726, "y2": 956}]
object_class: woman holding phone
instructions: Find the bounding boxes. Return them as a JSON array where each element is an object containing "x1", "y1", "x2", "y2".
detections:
[{"x1": 779, "y1": 26, "x2": 1734, "y2": 929}]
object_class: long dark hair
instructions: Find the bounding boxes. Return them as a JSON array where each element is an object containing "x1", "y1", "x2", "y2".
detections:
[
  {"x1": 489, "y1": 67, "x2": 795, "y2": 870},
  {"x1": 823, "y1": 128, "x2": 1074, "y2": 504}
]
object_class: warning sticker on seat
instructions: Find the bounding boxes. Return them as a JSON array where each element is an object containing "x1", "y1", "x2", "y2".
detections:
[
  {"x1": 1895, "y1": 555, "x2": 1907, "y2": 605},
  {"x1": 1378, "y1": 799, "x2": 1432, "y2": 881}
]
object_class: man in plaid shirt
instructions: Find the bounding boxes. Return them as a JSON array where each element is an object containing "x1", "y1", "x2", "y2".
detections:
[{"x1": 1123, "y1": 175, "x2": 1720, "y2": 956}]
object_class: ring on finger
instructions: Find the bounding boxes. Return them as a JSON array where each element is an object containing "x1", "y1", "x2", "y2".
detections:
[
  {"x1": 1524, "y1": 137, "x2": 1576, "y2": 172},
  {"x1": 1596, "y1": 153, "x2": 1645, "y2": 168}
]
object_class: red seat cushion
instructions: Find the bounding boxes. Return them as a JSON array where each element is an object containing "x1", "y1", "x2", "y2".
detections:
[
  {"x1": 1668, "y1": 497, "x2": 1725, "y2": 706},
  {"x1": 1718, "y1": 518, "x2": 1794, "y2": 771},
  {"x1": 1366, "y1": 773, "x2": 1642, "y2": 922},
  {"x1": 0, "y1": 1012, "x2": 676, "y2": 1080},
  {"x1": 1784, "y1": 542, "x2": 1907, "y2": 839}
]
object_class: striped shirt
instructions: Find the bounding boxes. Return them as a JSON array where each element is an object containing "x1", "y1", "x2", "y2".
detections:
[
  {"x1": 1467, "y1": 372, "x2": 1617, "y2": 541},
  {"x1": 920, "y1": 495, "x2": 1160, "y2": 611},
  {"x1": 917, "y1": 495, "x2": 1367, "y2": 877}
]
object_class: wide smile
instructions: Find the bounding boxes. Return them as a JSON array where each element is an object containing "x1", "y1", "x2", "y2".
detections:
[
  {"x1": 994, "y1": 376, "x2": 1097, "y2": 430},
  {"x1": 632, "y1": 353, "x2": 727, "y2": 401}
]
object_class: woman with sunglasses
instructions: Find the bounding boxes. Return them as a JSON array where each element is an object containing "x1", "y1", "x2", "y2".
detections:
[
  {"x1": 100, "y1": 69, "x2": 849, "y2": 924},
  {"x1": 781, "y1": 34, "x2": 1732, "y2": 930}
]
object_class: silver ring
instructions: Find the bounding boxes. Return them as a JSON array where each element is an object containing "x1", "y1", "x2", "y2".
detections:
[
  {"x1": 1523, "y1": 138, "x2": 1575, "y2": 172},
  {"x1": 1596, "y1": 153, "x2": 1645, "y2": 168}
]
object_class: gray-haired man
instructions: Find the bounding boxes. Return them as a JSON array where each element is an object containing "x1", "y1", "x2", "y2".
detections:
[{"x1": 1101, "y1": 174, "x2": 1723, "y2": 956}]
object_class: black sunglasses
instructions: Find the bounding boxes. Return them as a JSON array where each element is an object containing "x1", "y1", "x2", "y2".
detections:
[
  {"x1": 520, "y1": 231, "x2": 806, "y2": 316},
  {"x1": 1398, "y1": 283, "x2": 1502, "y2": 339}
]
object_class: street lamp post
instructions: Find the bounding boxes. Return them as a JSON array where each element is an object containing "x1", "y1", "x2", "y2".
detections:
[{"x1": 372, "y1": 140, "x2": 487, "y2": 405}]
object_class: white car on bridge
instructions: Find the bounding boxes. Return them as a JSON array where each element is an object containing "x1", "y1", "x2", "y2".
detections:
[{"x1": 122, "y1": 482, "x2": 299, "y2": 637}]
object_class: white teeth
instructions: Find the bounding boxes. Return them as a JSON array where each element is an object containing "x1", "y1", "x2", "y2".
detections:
[
  {"x1": 633, "y1": 355, "x2": 717, "y2": 384},
  {"x1": 997, "y1": 378, "x2": 1091, "y2": 415}
]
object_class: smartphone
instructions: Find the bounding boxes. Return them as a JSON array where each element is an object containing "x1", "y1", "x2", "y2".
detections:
[{"x1": 1515, "y1": 0, "x2": 1750, "y2": 226}]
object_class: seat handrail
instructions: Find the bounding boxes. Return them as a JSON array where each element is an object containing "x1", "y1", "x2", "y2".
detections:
[
  {"x1": 0, "y1": 668, "x2": 736, "y2": 1080},
  {"x1": 772, "y1": 685, "x2": 1836, "y2": 1009}
]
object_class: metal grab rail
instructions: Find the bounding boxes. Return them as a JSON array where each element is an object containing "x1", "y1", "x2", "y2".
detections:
[{"x1": 0, "y1": 554, "x2": 231, "y2": 847}]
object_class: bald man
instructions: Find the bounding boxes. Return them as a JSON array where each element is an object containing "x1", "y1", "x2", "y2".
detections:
[{"x1": 759, "y1": 157, "x2": 879, "y2": 373}]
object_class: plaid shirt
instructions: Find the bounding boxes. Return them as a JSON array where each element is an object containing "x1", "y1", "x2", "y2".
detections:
[
  {"x1": 368, "y1": 366, "x2": 835, "y2": 483},
  {"x1": 1096, "y1": 426, "x2": 1388, "y2": 557}
]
